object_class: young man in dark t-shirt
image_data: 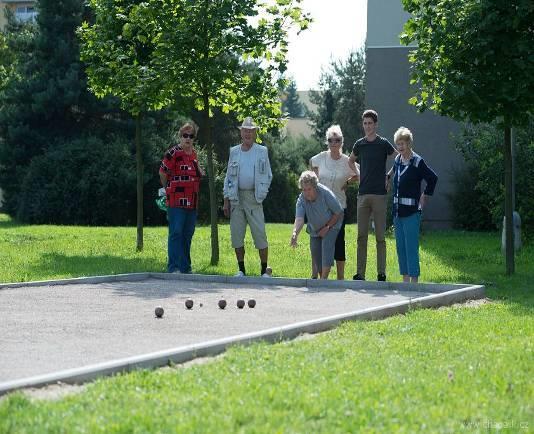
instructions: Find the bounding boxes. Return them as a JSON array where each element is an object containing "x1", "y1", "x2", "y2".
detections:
[{"x1": 349, "y1": 110, "x2": 396, "y2": 281}]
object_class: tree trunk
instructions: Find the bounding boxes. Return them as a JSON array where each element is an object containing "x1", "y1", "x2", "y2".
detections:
[
  {"x1": 136, "y1": 113, "x2": 144, "y2": 252},
  {"x1": 511, "y1": 128, "x2": 516, "y2": 211},
  {"x1": 504, "y1": 124, "x2": 514, "y2": 274},
  {"x1": 203, "y1": 93, "x2": 219, "y2": 265}
]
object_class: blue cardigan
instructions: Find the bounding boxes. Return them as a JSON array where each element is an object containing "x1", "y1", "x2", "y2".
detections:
[{"x1": 392, "y1": 152, "x2": 438, "y2": 218}]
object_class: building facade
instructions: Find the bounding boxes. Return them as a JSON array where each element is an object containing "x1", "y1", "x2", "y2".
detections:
[
  {"x1": 366, "y1": 0, "x2": 464, "y2": 228},
  {"x1": 283, "y1": 91, "x2": 316, "y2": 138},
  {"x1": 0, "y1": 0, "x2": 37, "y2": 29}
]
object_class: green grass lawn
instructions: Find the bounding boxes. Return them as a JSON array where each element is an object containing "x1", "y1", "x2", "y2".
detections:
[{"x1": 0, "y1": 214, "x2": 532, "y2": 432}]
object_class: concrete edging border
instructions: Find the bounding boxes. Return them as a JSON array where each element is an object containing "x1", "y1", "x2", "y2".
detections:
[
  {"x1": 1, "y1": 271, "x2": 467, "y2": 294},
  {"x1": 0, "y1": 281, "x2": 484, "y2": 396},
  {"x1": 0, "y1": 273, "x2": 150, "y2": 291}
]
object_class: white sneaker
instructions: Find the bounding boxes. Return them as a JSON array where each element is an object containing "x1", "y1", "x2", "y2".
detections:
[
  {"x1": 234, "y1": 271, "x2": 245, "y2": 277},
  {"x1": 262, "y1": 267, "x2": 273, "y2": 278},
  {"x1": 171, "y1": 270, "x2": 181, "y2": 274}
]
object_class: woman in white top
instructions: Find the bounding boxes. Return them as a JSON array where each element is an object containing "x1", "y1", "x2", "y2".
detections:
[{"x1": 310, "y1": 125, "x2": 359, "y2": 279}]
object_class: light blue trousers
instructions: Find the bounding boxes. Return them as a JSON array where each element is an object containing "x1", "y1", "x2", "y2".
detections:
[
  {"x1": 394, "y1": 212, "x2": 421, "y2": 277},
  {"x1": 309, "y1": 227, "x2": 340, "y2": 269}
]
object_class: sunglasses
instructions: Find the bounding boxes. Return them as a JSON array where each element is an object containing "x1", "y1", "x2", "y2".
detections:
[
  {"x1": 328, "y1": 138, "x2": 342, "y2": 144},
  {"x1": 182, "y1": 133, "x2": 195, "y2": 139}
]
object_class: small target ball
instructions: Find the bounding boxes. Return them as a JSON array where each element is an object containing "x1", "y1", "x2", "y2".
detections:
[
  {"x1": 199, "y1": 303, "x2": 203, "y2": 307},
  {"x1": 185, "y1": 299, "x2": 194, "y2": 310},
  {"x1": 218, "y1": 299, "x2": 227, "y2": 309},
  {"x1": 155, "y1": 306, "x2": 164, "y2": 318},
  {"x1": 247, "y1": 299, "x2": 256, "y2": 308},
  {"x1": 237, "y1": 299, "x2": 245, "y2": 309}
]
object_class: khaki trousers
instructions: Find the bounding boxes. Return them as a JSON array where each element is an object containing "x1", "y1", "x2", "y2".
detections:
[
  {"x1": 357, "y1": 194, "x2": 387, "y2": 277},
  {"x1": 230, "y1": 190, "x2": 268, "y2": 250}
]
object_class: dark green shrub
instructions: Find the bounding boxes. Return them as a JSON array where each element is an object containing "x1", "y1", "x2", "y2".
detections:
[
  {"x1": 17, "y1": 135, "x2": 138, "y2": 225},
  {"x1": 262, "y1": 134, "x2": 322, "y2": 223},
  {"x1": 448, "y1": 165, "x2": 495, "y2": 231},
  {"x1": 450, "y1": 119, "x2": 534, "y2": 239}
]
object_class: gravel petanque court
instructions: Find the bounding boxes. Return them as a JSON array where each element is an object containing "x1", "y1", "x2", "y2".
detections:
[{"x1": 0, "y1": 273, "x2": 484, "y2": 394}]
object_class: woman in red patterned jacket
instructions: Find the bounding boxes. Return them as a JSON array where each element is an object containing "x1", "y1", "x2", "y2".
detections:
[{"x1": 159, "y1": 122, "x2": 203, "y2": 274}]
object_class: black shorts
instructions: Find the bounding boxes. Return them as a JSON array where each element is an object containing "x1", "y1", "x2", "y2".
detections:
[{"x1": 334, "y1": 211, "x2": 346, "y2": 261}]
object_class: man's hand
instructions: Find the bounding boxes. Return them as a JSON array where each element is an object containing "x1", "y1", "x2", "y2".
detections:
[
  {"x1": 223, "y1": 198, "x2": 230, "y2": 218},
  {"x1": 318, "y1": 225, "x2": 330, "y2": 238},
  {"x1": 290, "y1": 232, "x2": 298, "y2": 248},
  {"x1": 385, "y1": 175, "x2": 392, "y2": 192},
  {"x1": 343, "y1": 175, "x2": 359, "y2": 191}
]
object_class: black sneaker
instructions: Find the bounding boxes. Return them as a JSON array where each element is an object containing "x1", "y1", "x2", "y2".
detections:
[
  {"x1": 377, "y1": 273, "x2": 387, "y2": 281},
  {"x1": 352, "y1": 274, "x2": 365, "y2": 281}
]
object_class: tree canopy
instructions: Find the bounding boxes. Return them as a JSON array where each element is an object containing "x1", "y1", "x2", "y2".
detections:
[
  {"x1": 158, "y1": 0, "x2": 310, "y2": 264},
  {"x1": 282, "y1": 78, "x2": 305, "y2": 118},
  {"x1": 0, "y1": 33, "x2": 14, "y2": 92},
  {"x1": 309, "y1": 49, "x2": 366, "y2": 145},
  {"x1": 401, "y1": 0, "x2": 533, "y2": 126},
  {"x1": 0, "y1": 0, "x2": 118, "y2": 216},
  {"x1": 79, "y1": 0, "x2": 180, "y2": 251},
  {"x1": 401, "y1": 0, "x2": 534, "y2": 274},
  {"x1": 79, "y1": 0, "x2": 310, "y2": 260},
  {"x1": 78, "y1": 1, "x2": 173, "y2": 116},
  {"x1": 152, "y1": 0, "x2": 310, "y2": 128}
]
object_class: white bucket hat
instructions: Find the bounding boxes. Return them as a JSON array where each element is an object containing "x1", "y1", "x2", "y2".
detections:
[{"x1": 238, "y1": 117, "x2": 258, "y2": 130}]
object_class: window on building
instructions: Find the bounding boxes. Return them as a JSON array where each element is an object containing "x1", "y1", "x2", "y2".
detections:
[{"x1": 15, "y1": 5, "x2": 38, "y2": 22}]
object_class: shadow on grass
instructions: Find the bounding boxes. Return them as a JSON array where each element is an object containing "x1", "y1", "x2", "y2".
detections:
[
  {"x1": 28, "y1": 253, "x2": 164, "y2": 280},
  {"x1": 420, "y1": 231, "x2": 534, "y2": 310},
  {"x1": 0, "y1": 216, "x2": 25, "y2": 230},
  {"x1": 192, "y1": 263, "x2": 222, "y2": 274}
]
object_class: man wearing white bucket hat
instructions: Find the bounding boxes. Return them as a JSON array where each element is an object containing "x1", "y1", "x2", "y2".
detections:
[{"x1": 223, "y1": 117, "x2": 273, "y2": 277}]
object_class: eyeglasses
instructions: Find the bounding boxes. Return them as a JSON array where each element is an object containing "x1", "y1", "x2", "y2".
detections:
[
  {"x1": 182, "y1": 133, "x2": 195, "y2": 139},
  {"x1": 327, "y1": 138, "x2": 342, "y2": 144}
]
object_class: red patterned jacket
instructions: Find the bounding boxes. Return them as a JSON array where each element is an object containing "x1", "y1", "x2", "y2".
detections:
[{"x1": 159, "y1": 146, "x2": 201, "y2": 209}]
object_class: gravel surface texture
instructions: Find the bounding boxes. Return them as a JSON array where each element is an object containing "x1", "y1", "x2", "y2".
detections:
[{"x1": 0, "y1": 277, "x2": 432, "y2": 383}]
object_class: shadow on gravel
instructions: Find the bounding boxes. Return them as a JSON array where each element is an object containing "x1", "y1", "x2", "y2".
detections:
[{"x1": 105, "y1": 280, "x2": 225, "y2": 300}]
